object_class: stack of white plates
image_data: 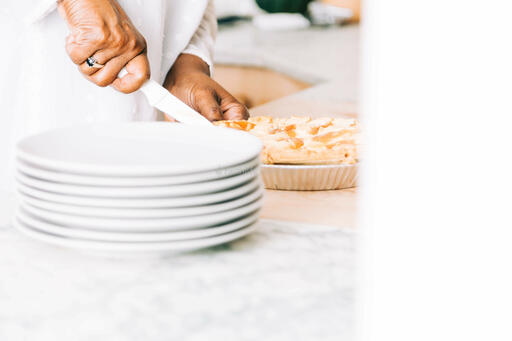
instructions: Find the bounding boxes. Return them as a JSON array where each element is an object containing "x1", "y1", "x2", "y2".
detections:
[{"x1": 13, "y1": 123, "x2": 263, "y2": 255}]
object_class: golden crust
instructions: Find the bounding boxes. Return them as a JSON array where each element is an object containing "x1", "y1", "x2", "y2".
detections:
[{"x1": 214, "y1": 116, "x2": 359, "y2": 165}]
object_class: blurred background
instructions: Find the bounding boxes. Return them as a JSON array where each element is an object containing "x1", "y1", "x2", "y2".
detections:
[
  {"x1": 212, "y1": 0, "x2": 361, "y2": 225},
  {"x1": 212, "y1": 0, "x2": 360, "y2": 118}
]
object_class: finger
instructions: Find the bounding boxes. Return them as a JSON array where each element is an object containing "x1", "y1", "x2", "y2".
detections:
[
  {"x1": 65, "y1": 30, "x2": 105, "y2": 65},
  {"x1": 78, "y1": 48, "x2": 120, "y2": 76},
  {"x1": 222, "y1": 102, "x2": 250, "y2": 120},
  {"x1": 86, "y1": 55, "x2": 129, "y2": 87},
  {"x1": 193, "y1": 89, "x2": 223, "y2": 121},
  {"x1": 88, "y1": 49, "x2": 144, "y2": 88},
  {"x1": 111, "y1": 54, "x2": 150, "y2": 94},
  {"x1": 216, "y1": 87, "x2": 250, "y2": 120}
]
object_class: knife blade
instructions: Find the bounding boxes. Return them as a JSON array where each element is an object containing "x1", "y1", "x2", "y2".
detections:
[{"x1": 118, "y1": 68, "x2": 212, "y2": 126}]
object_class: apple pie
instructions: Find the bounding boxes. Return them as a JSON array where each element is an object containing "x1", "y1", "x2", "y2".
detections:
[{"x1": 214, "y1": 116, "x2": 359, "y2": 165}]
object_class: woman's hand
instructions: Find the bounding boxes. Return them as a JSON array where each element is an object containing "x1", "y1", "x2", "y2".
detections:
[
  {"x1": 164, "y1": 54, "x2": 249, "y2": 121},
  {"x1": 58, "y1": 0, "x2": 150, "y2": 93}
]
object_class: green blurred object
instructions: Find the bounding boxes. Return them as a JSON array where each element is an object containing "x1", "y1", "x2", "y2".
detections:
[{"x1": 256, "y1": 0, "x2": 314, "y2": 14}]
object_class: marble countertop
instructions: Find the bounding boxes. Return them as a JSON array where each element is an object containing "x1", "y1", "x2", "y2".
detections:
[{"x1": 0, "y1": 219, "x2": 354, "y2": 340}]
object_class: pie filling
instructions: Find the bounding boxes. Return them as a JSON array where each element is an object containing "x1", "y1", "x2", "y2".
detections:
[{"x1": 214, "y1": 116, "x2": 359, "y2": 165}]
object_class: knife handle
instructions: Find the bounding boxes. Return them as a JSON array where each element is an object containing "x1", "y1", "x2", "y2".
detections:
[
  {"x1": 116, "y1": 68, "x2": 212, "y2": 126},
  {"x1": 118, "y1": 67, "x2": 129, "y2": 79}
]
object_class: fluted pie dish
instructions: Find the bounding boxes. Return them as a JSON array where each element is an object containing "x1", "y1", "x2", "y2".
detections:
[{"x1": 214, "y1": 116, "x2": 359, "y2": 190}]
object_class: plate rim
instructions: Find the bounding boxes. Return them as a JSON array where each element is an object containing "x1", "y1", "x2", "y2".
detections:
[
  {"x1": 20, "y1": 198, "x2": 264, "y2": 231},
  {"x1": 16, "y1": 178, "x2": 262, "y2": 208},
  {"x1": 17, "y1": 157, "x2": 260, "y2": 186},
  {"x1": 18, "y1": 187, "x2": 264, "y2": 218},
  {"x1": 14, "y1": 216, "x2": 258, "y2": 251},
  {"x1": 16, "y1": 122, "x2": 262, "y2": 176},
  {"x1": 15, "y1": 166, "x2": 259, "y2": 198},
  {"x1": 16, "y1": 208, "x2": 260, "y2": 242}
]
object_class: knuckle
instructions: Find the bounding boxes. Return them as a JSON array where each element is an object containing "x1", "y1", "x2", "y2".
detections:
[
  {"x1": 112, "y1": 28, "x2": 127, "y2": 49},
  {"x1": 127, "y1": 36, "x2": 144, "y2": 54},
  {"x1": 126, "y1": 33, "x2": 137, "y2": 47},
  {"x1": 89, "y1": 26, "x2": 109, "y2": 45}
]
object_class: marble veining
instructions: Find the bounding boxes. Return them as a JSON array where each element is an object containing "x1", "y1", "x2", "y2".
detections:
[{"x1": 0, "y1": 219, "x2": 354, "y2": 341}]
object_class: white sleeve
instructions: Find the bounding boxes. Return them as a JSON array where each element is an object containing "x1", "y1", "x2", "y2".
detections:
[
  {"x1": 181, "y1": 0, "x2": 217, "y2": 73},
  {"x1": 26, "y1": 0, "x2": 57, "y2": 24}
]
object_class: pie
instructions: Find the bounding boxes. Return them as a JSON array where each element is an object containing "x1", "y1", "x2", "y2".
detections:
[{"x1": 214, "y1": 116, "x2": 359, "y2": 165}]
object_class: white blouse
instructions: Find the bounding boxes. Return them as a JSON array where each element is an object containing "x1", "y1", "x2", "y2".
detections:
[{"x1": 0, "y1": 0, "x2": 216, "y2": 223}]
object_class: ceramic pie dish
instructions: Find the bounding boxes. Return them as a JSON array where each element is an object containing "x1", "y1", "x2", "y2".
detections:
[
  {"x1": 215, "y1": 116, "x2": 359, "y2": 191},
  {"x1": 261, "y1": 163, "x2": 357, "y2": 190}
]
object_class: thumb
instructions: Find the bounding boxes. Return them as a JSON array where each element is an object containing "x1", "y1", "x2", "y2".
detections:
[
  {"x1": 112, "y1": 54, "x2": 150, "y2": 94},
  {"x1": 194, "y1": 89, "x2": 223, "y2": 121},
  {"x1": 222, "y1": 102, "x2": 250, "y2": 120},
  {"x1": 217, "y1": 88, "x2": 250, "y2": 120}
]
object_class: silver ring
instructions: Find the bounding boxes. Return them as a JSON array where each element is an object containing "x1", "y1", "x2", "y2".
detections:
[{"x1": 86, "y1": 57, "x2": 104, "y2": 69}]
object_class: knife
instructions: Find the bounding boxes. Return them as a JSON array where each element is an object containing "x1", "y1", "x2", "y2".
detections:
[{"x1": 118, "y1": 68, "x2": 212, "y2": 126}]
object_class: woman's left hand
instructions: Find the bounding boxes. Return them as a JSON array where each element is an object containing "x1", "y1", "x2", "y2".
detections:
[{"x1": 164, "y1": 54, "x2": 249, "y2": 121}]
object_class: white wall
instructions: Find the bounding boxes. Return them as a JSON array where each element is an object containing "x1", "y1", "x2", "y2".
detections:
[{"x1": 358, "y1": 1, "x2": 512, "y2": 340}]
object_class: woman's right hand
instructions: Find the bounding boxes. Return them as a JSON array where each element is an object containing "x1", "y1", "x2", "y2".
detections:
[{"x1": 58, "y1": 0, "x2": 150, "y2": 93}]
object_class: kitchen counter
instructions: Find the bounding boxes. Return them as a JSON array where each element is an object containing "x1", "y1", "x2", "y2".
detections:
[{"x1": 0, "y1": 219, "x2": 354, "y2": 340}]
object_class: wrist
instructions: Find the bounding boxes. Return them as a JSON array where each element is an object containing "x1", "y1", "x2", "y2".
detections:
[
  {"x1": 164, "y1": 53, "x2": 211, "y2": 91},
  {"x1": 172, "y1": 54, "x2": 210, "y2": 77}
]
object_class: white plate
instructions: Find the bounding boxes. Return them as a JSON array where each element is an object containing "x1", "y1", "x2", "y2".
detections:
[
  {"x1": 19, "y1": 187, "x2": 264, "y2": 218},
  {"x1": 16, "y1": 122, "x2": 262, "y2": 176},
  {"x1": 16, "y1": 178, "x2": 261, "y2": 208},
  {"x1": 16, "y1": 208, "x2": 259, "y2": 242},
  {"x1": 14, "y1": 217, "x2": 258, "y2": 253},
  {"x1": 16, "y1": 167, "x2": 259, "y2": 198},
  {"x1": 17, "y1": 157, "x2": 260, "y2": 187},
  {"x1": 21, "y1": 198, "x2": 263, "y2": 231}
]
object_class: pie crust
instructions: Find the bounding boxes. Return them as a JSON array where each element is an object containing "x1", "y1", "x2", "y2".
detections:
[{"x1": 214, "y1": 116, "x2": 359, "y2": 165}]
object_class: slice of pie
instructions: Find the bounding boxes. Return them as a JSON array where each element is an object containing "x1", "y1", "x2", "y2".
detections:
[{"x1": 214, "y1": 116, "x2": 359, "y2": 165}]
